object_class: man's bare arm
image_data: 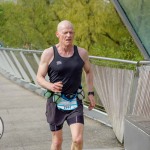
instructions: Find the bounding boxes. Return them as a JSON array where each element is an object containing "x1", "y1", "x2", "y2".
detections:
[
  {"x1": 36, "y1": 48, "x2": 63, "y2": 92},
  {"x1": 79, "y1": 48, "x2": 96, "y2": 110}
]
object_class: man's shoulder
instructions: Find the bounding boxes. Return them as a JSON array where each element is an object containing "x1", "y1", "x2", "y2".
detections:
[
  {"x1": 76, "y1": 46, "x2": 88, "y2": 61},
  {"x1": 76, "y1": 46, "x2": 88, "y2": 55},
  {"x1": 44, "y1": 46, "x2": 53, "y2": 53},
  {"x1": 41, "y1": 46, "x2": 54, "y2": 63},
  {"x1": 42, "y1": 47, "x2": 54, "y2": 56}
]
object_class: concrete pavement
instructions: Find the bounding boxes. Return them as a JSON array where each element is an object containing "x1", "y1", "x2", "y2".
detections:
[{"x1": 0, "y1": 74, "x2": 124, "y2": 150}]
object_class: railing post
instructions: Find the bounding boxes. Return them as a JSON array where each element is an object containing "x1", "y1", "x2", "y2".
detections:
[
  {"x1": 10, "y1": 51, "x2": 31, "y2": 82},
  {"x1": 127, "y1": 66, "x2": 139, "y2": 114},
  {"x1": 0, "y1": 50, "x2": 15, "y2": 75},
  {"x1": 20, "y1": 51, "x2": 38, "y2": 85},
  {"x1": 3, "y1": 50, "x2": 22, "y2": 78},
  {"x1": 33, "y1": 53, "x2": 40, "y2": 64}
]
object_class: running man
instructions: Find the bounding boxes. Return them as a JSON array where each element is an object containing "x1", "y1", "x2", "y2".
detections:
[{"x1": 36, "y1": 20, "x2": 95, "y2": 150}]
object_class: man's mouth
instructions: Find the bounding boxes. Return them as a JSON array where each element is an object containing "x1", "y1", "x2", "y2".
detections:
[{"x1": 66, "y1": 39, "x2": 71, "y2": 41}]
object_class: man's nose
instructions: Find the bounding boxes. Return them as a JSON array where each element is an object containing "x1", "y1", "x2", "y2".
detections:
[{"x1": 67, "y1": 32, "x2": 71, "y2": 36}]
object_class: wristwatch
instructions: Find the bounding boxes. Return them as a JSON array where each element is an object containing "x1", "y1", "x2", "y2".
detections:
[{"x1": 88, "y1": 91, "x2": 94, "y2": 96}]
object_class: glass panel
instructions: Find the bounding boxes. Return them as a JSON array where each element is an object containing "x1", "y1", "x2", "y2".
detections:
[{"x1": 118, "y1": 0, "x2": 150, "y2": 56}]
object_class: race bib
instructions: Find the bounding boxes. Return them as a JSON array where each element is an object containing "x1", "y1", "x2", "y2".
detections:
[{"x1": 57, "y1": 97, "x2": 78, "y2": 111}]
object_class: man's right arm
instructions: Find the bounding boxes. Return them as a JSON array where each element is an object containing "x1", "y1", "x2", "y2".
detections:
[
  {"x1": 36, "y1": 48, "x2": 63, "y2": 93},
  {"x1": 36, "y1": 48, "x2": 52, "y2": 90}
]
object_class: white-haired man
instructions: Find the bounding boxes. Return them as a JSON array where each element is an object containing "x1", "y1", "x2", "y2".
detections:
[{"x1": 37, "y1": 20, "x2": 95, "y2": 150}]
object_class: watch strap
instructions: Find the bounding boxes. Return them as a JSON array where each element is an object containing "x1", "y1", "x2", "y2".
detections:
[{"x1": 88, "y1": 91, "x2": 94, "y2": 96}]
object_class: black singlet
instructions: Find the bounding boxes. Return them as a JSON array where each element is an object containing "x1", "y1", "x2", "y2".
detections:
[{"x1": 48, "y1": 45, "x2": 84, "y2": 94}]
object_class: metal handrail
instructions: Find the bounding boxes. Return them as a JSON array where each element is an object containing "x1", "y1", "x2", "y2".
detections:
[
  {"x1": 89, "y1": 56, "x2": 150, "y2": 65},
  {"x1": 0, "y1": 48, "x2": 43, "y2": 53},
  {"x1": 1, "y1": 47, "x2": 150, "y2": 65}
]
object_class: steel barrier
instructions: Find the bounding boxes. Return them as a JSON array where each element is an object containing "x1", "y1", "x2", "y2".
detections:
[{"x1": 1, "y1": 47, "x2": 150, "y2": 143}]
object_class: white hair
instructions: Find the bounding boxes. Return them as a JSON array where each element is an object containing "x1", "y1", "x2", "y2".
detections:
[{"x1": 57, "y1": 20, "x2": 74, "y2": 32}]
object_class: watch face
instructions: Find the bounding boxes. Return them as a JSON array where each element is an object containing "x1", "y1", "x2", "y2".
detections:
[{"x1": 0, "y1": 117, "x2": 4, "y2": 139}]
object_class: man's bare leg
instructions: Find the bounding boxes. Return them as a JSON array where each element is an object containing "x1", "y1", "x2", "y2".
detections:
[
  {"x1": 70, "y1": 123, "x2": 84, "y2": 150},
  {"x1": 51, "y1": 129, "x2": 63, "y2": 150}
]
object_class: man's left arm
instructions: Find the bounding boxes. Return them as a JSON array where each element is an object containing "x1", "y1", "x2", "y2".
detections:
[{"x1": 83, "y1": 50, "x2": 96, "y2": 110}]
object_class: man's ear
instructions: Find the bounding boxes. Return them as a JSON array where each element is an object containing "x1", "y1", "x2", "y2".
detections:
[{"x1": 56, "y1": 32, "x2": 59, "y2": 38}]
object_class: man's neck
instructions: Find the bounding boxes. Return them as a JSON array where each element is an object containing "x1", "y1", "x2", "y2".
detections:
[
  {"x1": 56, "y1": 43, "x2": 74, "y2": 57},
  {"x1": 57, "y1": 44, "x2": 73, "y2": 52}
]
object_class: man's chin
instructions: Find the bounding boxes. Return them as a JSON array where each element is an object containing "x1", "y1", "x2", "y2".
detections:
[{"x1": 65, "y1": 42, "x2": 73, "y2": 47}]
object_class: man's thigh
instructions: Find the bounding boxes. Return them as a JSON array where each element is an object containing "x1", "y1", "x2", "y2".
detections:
[
  {"x1": 70, "y1": 123, "x2": 84, "y2": 140},
  {"x1": 51, "y1": 129, "x2": 63, "y2": 141}
]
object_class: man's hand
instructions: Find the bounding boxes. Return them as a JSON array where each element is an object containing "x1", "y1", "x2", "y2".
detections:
[
  {"x1": 88, "y1": 95, "x2": 96, "y2": 110},
  {"x1": 50, "y1": 81, "x2": 63, "y2": 93}
]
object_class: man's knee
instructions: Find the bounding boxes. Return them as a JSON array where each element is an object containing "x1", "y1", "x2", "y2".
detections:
[
  {"x1": 51, "y1": 132, "x2": 63, "y2": 148},
  {"x1": 52, "y1": 138, "x2": 63, "y2": 148},
  {"x1": 72, "y1": 136, "x2": 83, "y2": 146}
]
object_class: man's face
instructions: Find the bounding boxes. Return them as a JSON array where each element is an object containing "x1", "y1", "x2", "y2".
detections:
[{"x1": 56, "y1": 26, "x2": 74, "y2": 46}]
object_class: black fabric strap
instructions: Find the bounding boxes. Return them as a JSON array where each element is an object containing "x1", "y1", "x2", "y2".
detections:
[{"x1": 88, "y1": 92, "x2": 94, "y2": 96}]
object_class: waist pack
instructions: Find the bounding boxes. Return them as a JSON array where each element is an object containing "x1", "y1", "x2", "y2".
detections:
[
  {"x1": 44, "y1": 86, "x2": 85, "y2": 111},
  {"x1": 56, "y1": 93, "x2": 78, "y2": 111}
]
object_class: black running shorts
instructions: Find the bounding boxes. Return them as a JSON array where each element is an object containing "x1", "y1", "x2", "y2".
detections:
[{"x1": 46, "y1": 97, "x2": 84, "y2": 131}]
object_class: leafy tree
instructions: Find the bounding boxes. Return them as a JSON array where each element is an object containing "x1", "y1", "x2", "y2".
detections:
[
  {"x1": 50, "y1": 0, "x2": 143, "y2": 60},
  {"x1": 0, "y1": 4, "x2": 7, "y2": 46},
  {"x1": 0, "y1": 0, "x2": 143, "y2": 60},
  {"x1": 1, "y1": 0, "x2": 58, "y2": 49},
  {"x1": 19, "y1": 0, "x2": 56, "y2": 49}
]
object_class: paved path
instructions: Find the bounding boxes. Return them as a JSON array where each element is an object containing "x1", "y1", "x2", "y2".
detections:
[{"x1": 0, "y1": 74, "x2": 124, "y2": 150}]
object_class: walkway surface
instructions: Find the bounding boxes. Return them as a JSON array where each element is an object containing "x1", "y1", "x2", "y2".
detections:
[{"x1": 0, "y1": 74, "x2": 124, "y2": 150}]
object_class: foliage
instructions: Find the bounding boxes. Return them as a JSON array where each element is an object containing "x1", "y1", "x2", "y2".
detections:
[{"x1": 0, "y1": 0, "x2": 143, "y2": 60}]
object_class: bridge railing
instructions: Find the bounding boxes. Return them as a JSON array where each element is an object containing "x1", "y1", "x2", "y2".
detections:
[{"x1": 1, "y1": 47, "x2": 150, "y2": 144}]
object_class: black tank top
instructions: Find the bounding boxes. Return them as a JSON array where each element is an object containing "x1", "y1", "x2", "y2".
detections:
[{"x1": 48, "y1": 45, "x2": 84, "y2": 94}]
